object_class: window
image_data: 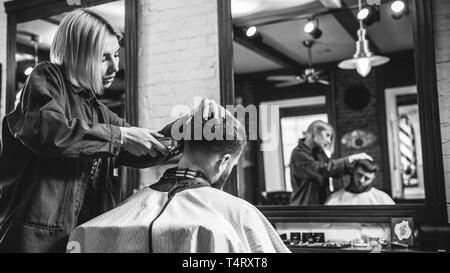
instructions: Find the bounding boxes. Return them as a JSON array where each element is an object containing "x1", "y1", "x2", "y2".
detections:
[{"x1": 280, "y1": 113, "x2": 328, "y2": 191}]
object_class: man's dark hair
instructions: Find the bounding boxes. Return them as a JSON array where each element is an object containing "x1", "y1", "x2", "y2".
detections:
[
  {"x1": 184, "y1": 112, "x2": 247, "y2": 157},
  {"x1": 354, "y1": 159, "x2": 378, "y2": 173}
]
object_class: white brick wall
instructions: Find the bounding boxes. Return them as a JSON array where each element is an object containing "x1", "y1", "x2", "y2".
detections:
[
  {"x1": 137, "y1": 0, "x2": 221, "y2": 187},
  {"x1": 0, "y1": 0, "x2": 7, "y2": 119},
  {"x1": 433, "y1": 0, "x2": 450, "y2": 222}
]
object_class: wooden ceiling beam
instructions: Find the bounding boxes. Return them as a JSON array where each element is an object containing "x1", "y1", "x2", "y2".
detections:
[
  {"x1": 233, "y1": 25, "x2": 304, "y2": 69},
  {"x1": 233, "y1": 1, "x2": 324, "y2": 27},
  {"x1": 235, "y1": 49, "x2": 414, "y2": 79}
]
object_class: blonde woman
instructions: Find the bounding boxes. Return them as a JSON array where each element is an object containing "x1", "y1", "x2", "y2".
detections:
[{"x1": 0, "y1": 9, "x2": 224, "y2": 252}]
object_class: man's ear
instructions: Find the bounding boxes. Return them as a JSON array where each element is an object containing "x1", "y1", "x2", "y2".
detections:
[{"x1": 218, "y1": 154, "x2": 232, "y2": 170}]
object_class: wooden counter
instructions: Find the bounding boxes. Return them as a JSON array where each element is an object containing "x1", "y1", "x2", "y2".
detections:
[{"x1": 288, "y1": 244, "x2": 437, "y2": 253}]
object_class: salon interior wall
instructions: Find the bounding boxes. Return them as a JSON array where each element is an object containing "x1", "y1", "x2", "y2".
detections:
[
  {"x1": 433, "y1": 0, "x2": 450, "y2": 223},
  {"x1": 333, "y1": 68, "x2": 385, "y2": 192},
  {"x1": 136, "y1": 0, "x2": 221, "y2": 188},
  {"x1": 0, "y1": 0, "x2": 7, "y2": 120}
]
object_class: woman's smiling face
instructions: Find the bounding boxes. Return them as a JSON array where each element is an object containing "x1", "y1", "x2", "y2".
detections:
[{"x1": 101, "y1": 34, "x2": 120, "y2": 89}]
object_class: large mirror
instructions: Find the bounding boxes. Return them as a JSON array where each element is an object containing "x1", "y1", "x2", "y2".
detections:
[
  {"x1": 14, "y1": 1, "x2": 126, "y2": 116},
  {"x1": 232, "y1": 0, "x2": 426, "y2": 207},
  {"x1": 5, "y1": 0, "x2": 139, "y2": 200}
]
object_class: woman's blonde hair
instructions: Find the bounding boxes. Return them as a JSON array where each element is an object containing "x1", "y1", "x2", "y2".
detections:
[
  {"x1": 305, "y1": 120, "x2": 335, "y2": 154},
  {"x1": 50, "y1": 9, "x2": 122, "y2": 95}
]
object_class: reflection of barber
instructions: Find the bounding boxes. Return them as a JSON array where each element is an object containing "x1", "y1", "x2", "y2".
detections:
[
  {"x1": 325, "y1": 160, "x2": 395, "y2": 205},
  {"x1": 289, "y1": 121, "x2": 373, "y2": 205}
]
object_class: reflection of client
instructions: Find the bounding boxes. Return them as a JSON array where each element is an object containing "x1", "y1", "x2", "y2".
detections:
[
  {"x1": 289, "y1": 121, "x2": 373, "y2": 206},
  {"x1": 325, "y1": 160, "x2": 395, "y2": 205}
]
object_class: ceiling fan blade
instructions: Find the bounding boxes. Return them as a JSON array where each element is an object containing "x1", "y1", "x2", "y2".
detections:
[
  {"x1": 311, "y1": 70, "x2": 324, "y2": 77},
  {"x1": 274, "y1": 81, "x2": 302, "y2": 88},
  {"x1": 266, "y1": 75, "x2": 299, "y2": 81},
  {"x1": 317, "y1": 79, "x2": 330, "y2": 85}
]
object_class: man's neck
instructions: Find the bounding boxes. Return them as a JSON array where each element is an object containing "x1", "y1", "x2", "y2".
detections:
[{"x1": 177, "y1": 156, "x2": 211, "y2": 182}]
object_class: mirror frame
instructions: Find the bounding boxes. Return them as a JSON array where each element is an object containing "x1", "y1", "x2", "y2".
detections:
[
  {"x1": 3, "y1": 0, "x2": 139, "y2": 200},
  {"x1": 217, "y1": 0, "x2": 447, "y2": 225}
]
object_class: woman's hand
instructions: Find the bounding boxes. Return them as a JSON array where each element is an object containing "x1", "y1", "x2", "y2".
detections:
[
  {"x1": 196, "y1": 98, "x2": 226, "y2": 120},
  {"x1": 171, "y1": 98, "x2": 228, "y2": 139},
  {"x1": 347, "y1": 152, "x2": 374, "y2": 163},
  {"x1": 119, "y1": 127, "x2": 169, "y2": 157}
]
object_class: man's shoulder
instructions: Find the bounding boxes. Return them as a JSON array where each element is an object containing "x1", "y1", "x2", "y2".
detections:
[
  {"x1": 324, "y1": 189, "x2": 347, "y2": 204},
  {"x1": 370, "y1": 187, "x2": 390, "y2": 196},
  {"x1": 370, "y1": 188, "x2": 395, "y2": 204},
  {"x1": 194, "y1": 187, "x2": 259, "y2": 211}
]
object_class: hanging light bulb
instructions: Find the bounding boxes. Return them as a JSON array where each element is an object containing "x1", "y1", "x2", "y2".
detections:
[
  {"x1": 338, "y1": 0, "x2": 389, "y2": 77},
  {"x1": 355, "y1": 57, "x2": 372, "y2": 77}
]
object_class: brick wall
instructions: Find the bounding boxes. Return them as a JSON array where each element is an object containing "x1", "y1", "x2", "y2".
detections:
[
  {"x1": 0, "y1": 0, "x2": 7, "y2": 119},
  {"x1": 333, "y1": 69, "x2": 385, "y2": 191},
  {"x1": 137, "y1": 0, "x2": 221, "y2": 188},
  {"x1": 433, "y1": 0, "x2": 450, "y2": 222}
]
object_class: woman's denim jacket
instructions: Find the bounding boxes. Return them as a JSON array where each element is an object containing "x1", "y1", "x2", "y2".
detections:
[{"x1": 0, "y1": 61, "x2": 174, "y2": 252}]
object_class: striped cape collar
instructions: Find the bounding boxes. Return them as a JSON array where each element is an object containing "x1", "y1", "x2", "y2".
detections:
[{"x1": 149, "y1": 167, "x2": 212, "y2": 194}]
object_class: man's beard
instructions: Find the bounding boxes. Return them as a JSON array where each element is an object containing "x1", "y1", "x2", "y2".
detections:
[
  {"x1": 211, "y1": 170, "x2": 230, "y2": 189},
  {"x1": 347, "y1": 181, "x2": 373, "y2": 194}
]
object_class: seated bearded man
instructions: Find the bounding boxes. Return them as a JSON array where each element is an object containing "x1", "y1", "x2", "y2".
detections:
[
  {"x1": 325, "y1": 160, "x2": 395, "y2": 205},
  {"x1": 67, "y1": 111, "x2": 290, "y2": 253}
]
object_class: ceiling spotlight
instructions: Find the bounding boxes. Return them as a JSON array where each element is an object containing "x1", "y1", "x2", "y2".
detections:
[
  {"x1": 359, "y1": 5, "x2": 380, "y2": 26},
  {"x1": 304, "y1": 20, "x2": 315, "y2": 33},
  {"x1": 391, "y1": 1, "x2": 408, "y2": 19},
  {"x1": 246, "y1": 26, "x2": 257, "y2": 37},
  {"x1": 24, "y1": 67, "x2": 33, "y2": 76},
  {"x1": 391, "y1": 0, "x2": 406, "y2": 13},
  {"x1": 304, "y1": 18, "x2": 322, "y2": 39},
  {"x1": 357, "y1": 7, "x2": 370, "y2": 20}
]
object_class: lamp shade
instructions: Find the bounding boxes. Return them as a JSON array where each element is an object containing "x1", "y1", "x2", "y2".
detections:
[
  {"x1": 338, "y1": 28, "x2": 389, "y2": 77},
  {"x1": 339, "y1": 55, "x2": 389, "y2": 77}
]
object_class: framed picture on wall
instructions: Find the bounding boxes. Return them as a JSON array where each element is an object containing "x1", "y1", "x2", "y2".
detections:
[{"x1": 391, "y1": 217, "x2": 415, "y2": 246}]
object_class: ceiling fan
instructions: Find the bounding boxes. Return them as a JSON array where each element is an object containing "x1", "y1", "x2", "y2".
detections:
[{"x1": 266, "y1": 40, "x2": 330, "y2": 87}]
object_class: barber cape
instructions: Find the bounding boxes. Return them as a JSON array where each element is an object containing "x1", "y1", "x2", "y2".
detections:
[
  {"x1": 67, "y1": 168, "x2": 290, "y2": 253},
  {"x1": 324, "y1": 188, "x2": 395, "y2": 205}
]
